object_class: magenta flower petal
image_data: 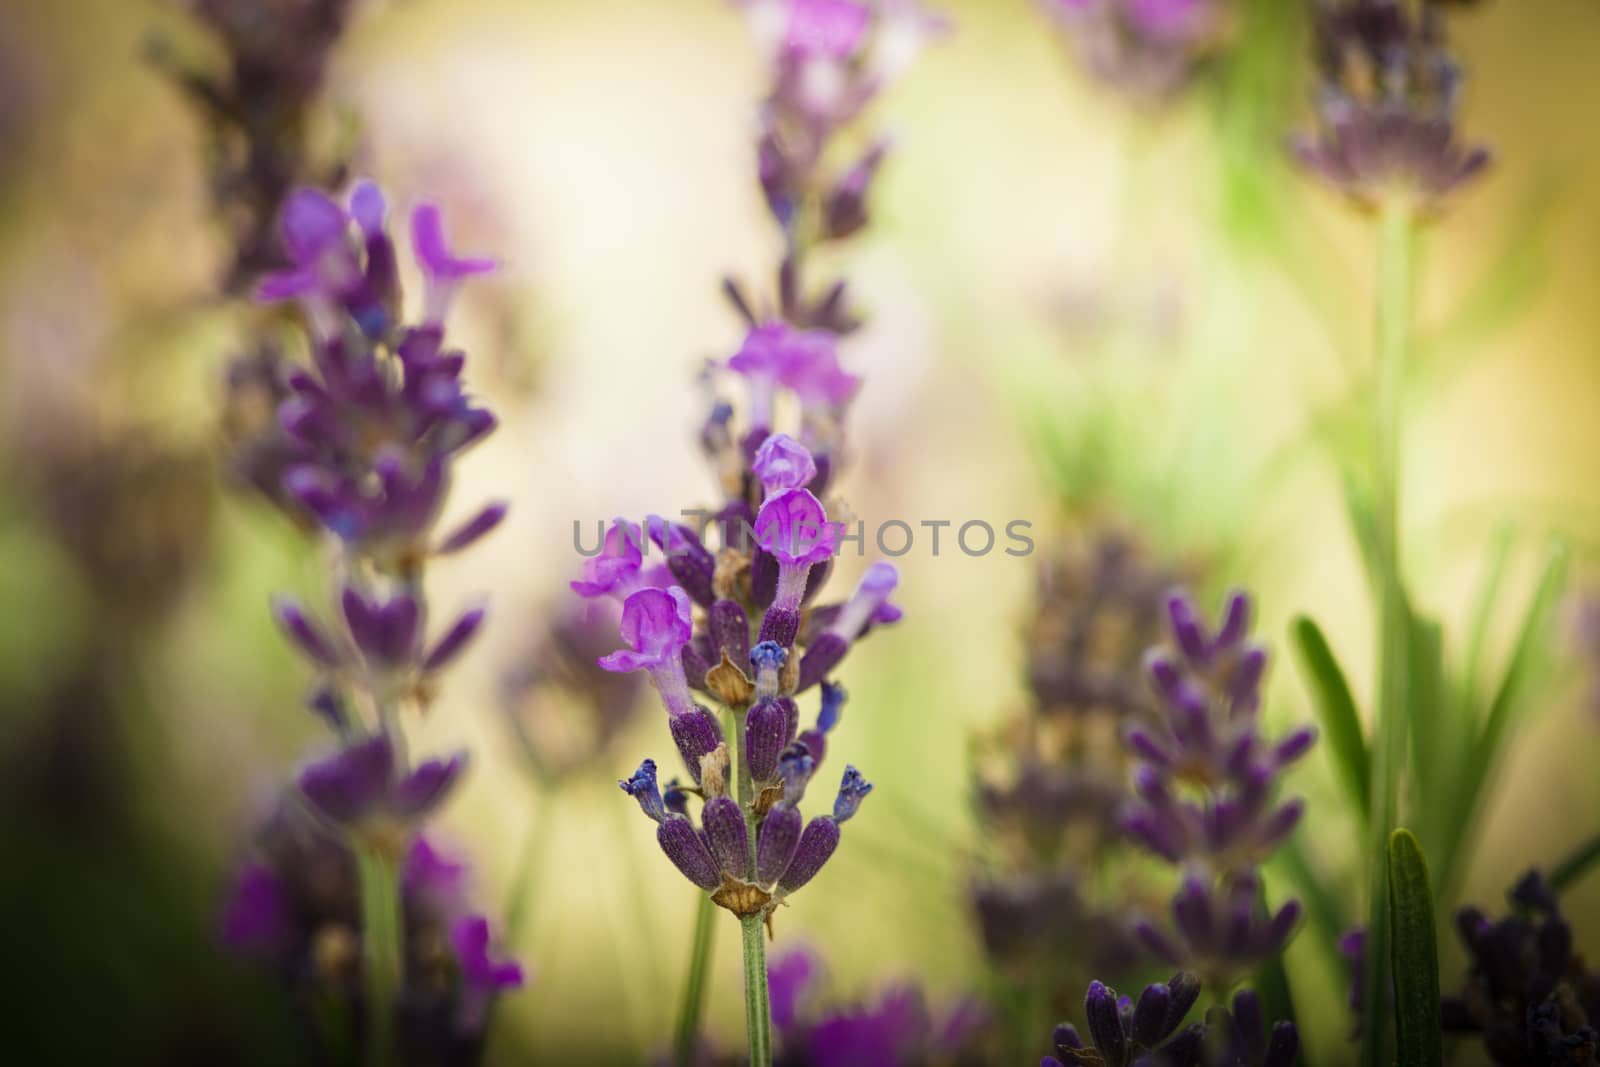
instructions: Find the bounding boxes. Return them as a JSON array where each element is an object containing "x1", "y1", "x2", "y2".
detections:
[
  {"x1": 755, "y1": 489, "x2": 836, "y2": 567},
  {"x1": 391, "y1": 751, "x2": 468, "y2": 819},
  {"x1": 571, "y1": 519, "x2": 649, "y2": 599},
  {"x1": 279, "y1": 188, "x2": 349, "y2": 264},
  {"x1": 411, "y1": 203, "x2": 496, "y2": 282},
  {"x1": 348, "y1": 180, "x2": 388, "y2": 237},
  {"x1": 436, "y1": 501, "x2": 509, "y2": 555},
  {"x1": 753, "y1": 433, "x2": 819, "y2": 493},
  {"x1": 451, "y1": 915, "x2": 525, "y2": 991},
  {"x1": 786, "y1": 0, "x2": 872, "y2": 60},
  {"x1": 612, "y1": 586, "x2": 695, "y2": 665},
  {"x1": 220, "y1": 863, "x2": 287, "y2": 952}
]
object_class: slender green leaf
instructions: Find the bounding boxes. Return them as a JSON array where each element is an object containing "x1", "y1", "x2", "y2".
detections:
[
  {"x1": 1291, "y1": 616, "x2": 1371, "y2": 823},
  {"x1": 1461, "y1": 526, "x2": 1515, "y2": 717},
  {"x1": 1442, "y1": 540, "x2": 1569, "y2": 894},
  {"x1": 1474, "y1": 540, "x2": 1569, "y2": 768},
  {"x1": 1389, "y1": 829, "x2": 1442, "y2": 1067}
]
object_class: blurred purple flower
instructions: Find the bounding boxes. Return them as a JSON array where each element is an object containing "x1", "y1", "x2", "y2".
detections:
[{"x1": 1292, "y1": 0, "x2": 1491, "y2": 209}]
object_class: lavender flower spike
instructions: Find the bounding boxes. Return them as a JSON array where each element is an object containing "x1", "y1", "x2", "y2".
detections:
[{"x1": 599, "y1": 586, "x2": 697, "y2": 716}]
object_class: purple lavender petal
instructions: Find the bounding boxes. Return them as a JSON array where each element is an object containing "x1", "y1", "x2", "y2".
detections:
[
  {"x1": 1130, "y1": 982, "x2": 1172, "y2": 1047},
  {"x1": 391, "y1": 751, "x2": 468, "y2": 819},
  {"x1": 702, "y1": 796, "x2": 750, "y2": 877},
  {"x1": 752, "y1": 433, "x2": 818, "y2": 493},
  {"x1": 272, "y1": 597, "x2": 341, "y2": 667},
  {"x1": 279, "y1": 187, "x2": 348, "y2": 263},
  {"x1": 767, "y1": 947, "x2": 818, "y2": 1037},
  {"x1": 754, "y1": 489, "x2": 836, "y2": 568},
  {"x1": 757, "y1": 806, "x2": 803, "y2": 885},
  {"x1": 669, "y1": 707, "x2": 724, "y2": 784},
  {"x1": 658, "y1": 815, "x2": 722, "y2": 890},
  {"x1": 423, "y1": 606, "x2": 487, "y2": 672},
  {"x1": 373, "y1": 593, "x2": 421, "y2": 666},
  {"x1": 410, "y1": 203, "x2": 495, "y2": 281},
  {"x1": 436, "y1": 501, "x2": 509, "y2": 555},
  {"x1": 220, "y1": 863, "x2": 287, "y2": 952},
  {"x1": 709, "y1": 599, "x2": 753, "y2": 668},
  {"x1": 403, "y1": 835, "x2": 469, "y2": 911},
  {"x1": 298, "y1": 734, "x2": 395, "y2": 823},
  {"x1": 746, "y1": 697, "x2": 789, "y2": 783},
  {"x1": 451, "y1": 915, "x2": 524, "y2": 991},
  {"x1": 778, "y1": 816, "x2": 840, "y2": 893},
  {"x1": 1084, "y1": 980, "x2": 1126, "y2": 1064}
]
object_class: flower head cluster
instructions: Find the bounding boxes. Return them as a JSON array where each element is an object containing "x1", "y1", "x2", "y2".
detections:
[
  {"x1": 1044, "y1": 974, "x2": 1297, "y2": 1067},
  {"x1": 155, "y1": 0, "x2": 359, "y2": 292},
  {"x1": 971, "y1": 530, "x2": 1184, "y2": 994},
  {"x1": 725, "y1": 0, "x2": 947, "y2": 336},
  {"x1": 222, "y1": 796, "x2": 522, "y2": 1057},
  {"x1": 1040, "y1": 0, "x2": 1231, "y2": 105},
  {"x1": 226, "y1": 182, "x2": 516, "y2": 1054},
  {"x1": 1444, "y1": 870, "x2": 1600, "y2": 1065},
  {"x1": 257, "y1": 181, "x2": 499, "y2": 834},
  {"x1": 247, "y1": 184, "x2": 503, "y2": 564},
  {"x1": 1291, "y1": 0, "x2": 1491, "y2": 209},
  {"x1": 594, "y1": 317, "x2": 904, "y2": 920},
  {"x1": 1122, "y1": 590, "x2": 1313, "y2": 983}
]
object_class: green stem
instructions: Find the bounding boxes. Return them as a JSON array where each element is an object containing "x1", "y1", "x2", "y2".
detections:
[
  {"x1": 740, "y1": 913, "x2": 773, "y2": 1067},
  {"x1": 1549, "y1": 831, "x2": 1600, "y2": 894},
  {"x1": 1360, "y1": 197, "x2": 1417, "y2": 1067},
  {"x1": 355, "y1": 843, "x2": 403, "y2": 1067},
  {"x1": 726, "y1": 701, "x2": 771, "y2": 1067},
  {"x1": 673, "y1": 892, "x2": 720, "y2": 1067}
]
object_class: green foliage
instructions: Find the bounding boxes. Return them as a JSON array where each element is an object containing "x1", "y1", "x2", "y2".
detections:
[
  {"x1": 1388, "y1": 829, "x2": 1441, "y2": 1067},
  {"x1": 1290, "y1": 616, "x2": 1370, "y2": 824}
]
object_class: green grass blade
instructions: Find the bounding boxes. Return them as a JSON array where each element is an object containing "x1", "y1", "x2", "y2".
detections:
[
  {"x1": 1441, "y1": 540, "x2": 1569, "y2": 893},
  {"x1": 1291, "y1": 616, "x2": 1371, "y2": 823},
  {"x1": 1388, "y1": 829, "x2": 1441, "y2": 1067},
  {"x1": 1549, "y1": 832, "x2": 1600, "y2": 895},
  {"x1": 1461, "y1": 526, "x2": 1515, "y2": 717}
]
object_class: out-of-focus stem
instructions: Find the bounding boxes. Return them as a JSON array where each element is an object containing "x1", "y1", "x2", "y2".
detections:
[
  {"x1": 673, "y1": 892, "x2": 719, "y2": 1067},
  {"x1": 1550, "y1": 831, "x2": 1600, "y2": 894},
  {"x1": 740, "y1": 913, "x2": 773, "y2": 1067},
  {"x1": 355, "y1": 843, "x2": 403, "y2": 1067},
  {"x1": 1360, "y1": 197, "x2": 1416, "y2": 1067}
]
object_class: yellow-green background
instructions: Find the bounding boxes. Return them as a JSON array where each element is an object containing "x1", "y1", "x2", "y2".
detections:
[{"x1": 3, "y1": 0, "x2": 1599, "y2": 1061}]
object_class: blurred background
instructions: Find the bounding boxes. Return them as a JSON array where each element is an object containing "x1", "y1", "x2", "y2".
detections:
[{"x1": 3, "y1": 0, "x2": 1600, "y2": 1062}]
